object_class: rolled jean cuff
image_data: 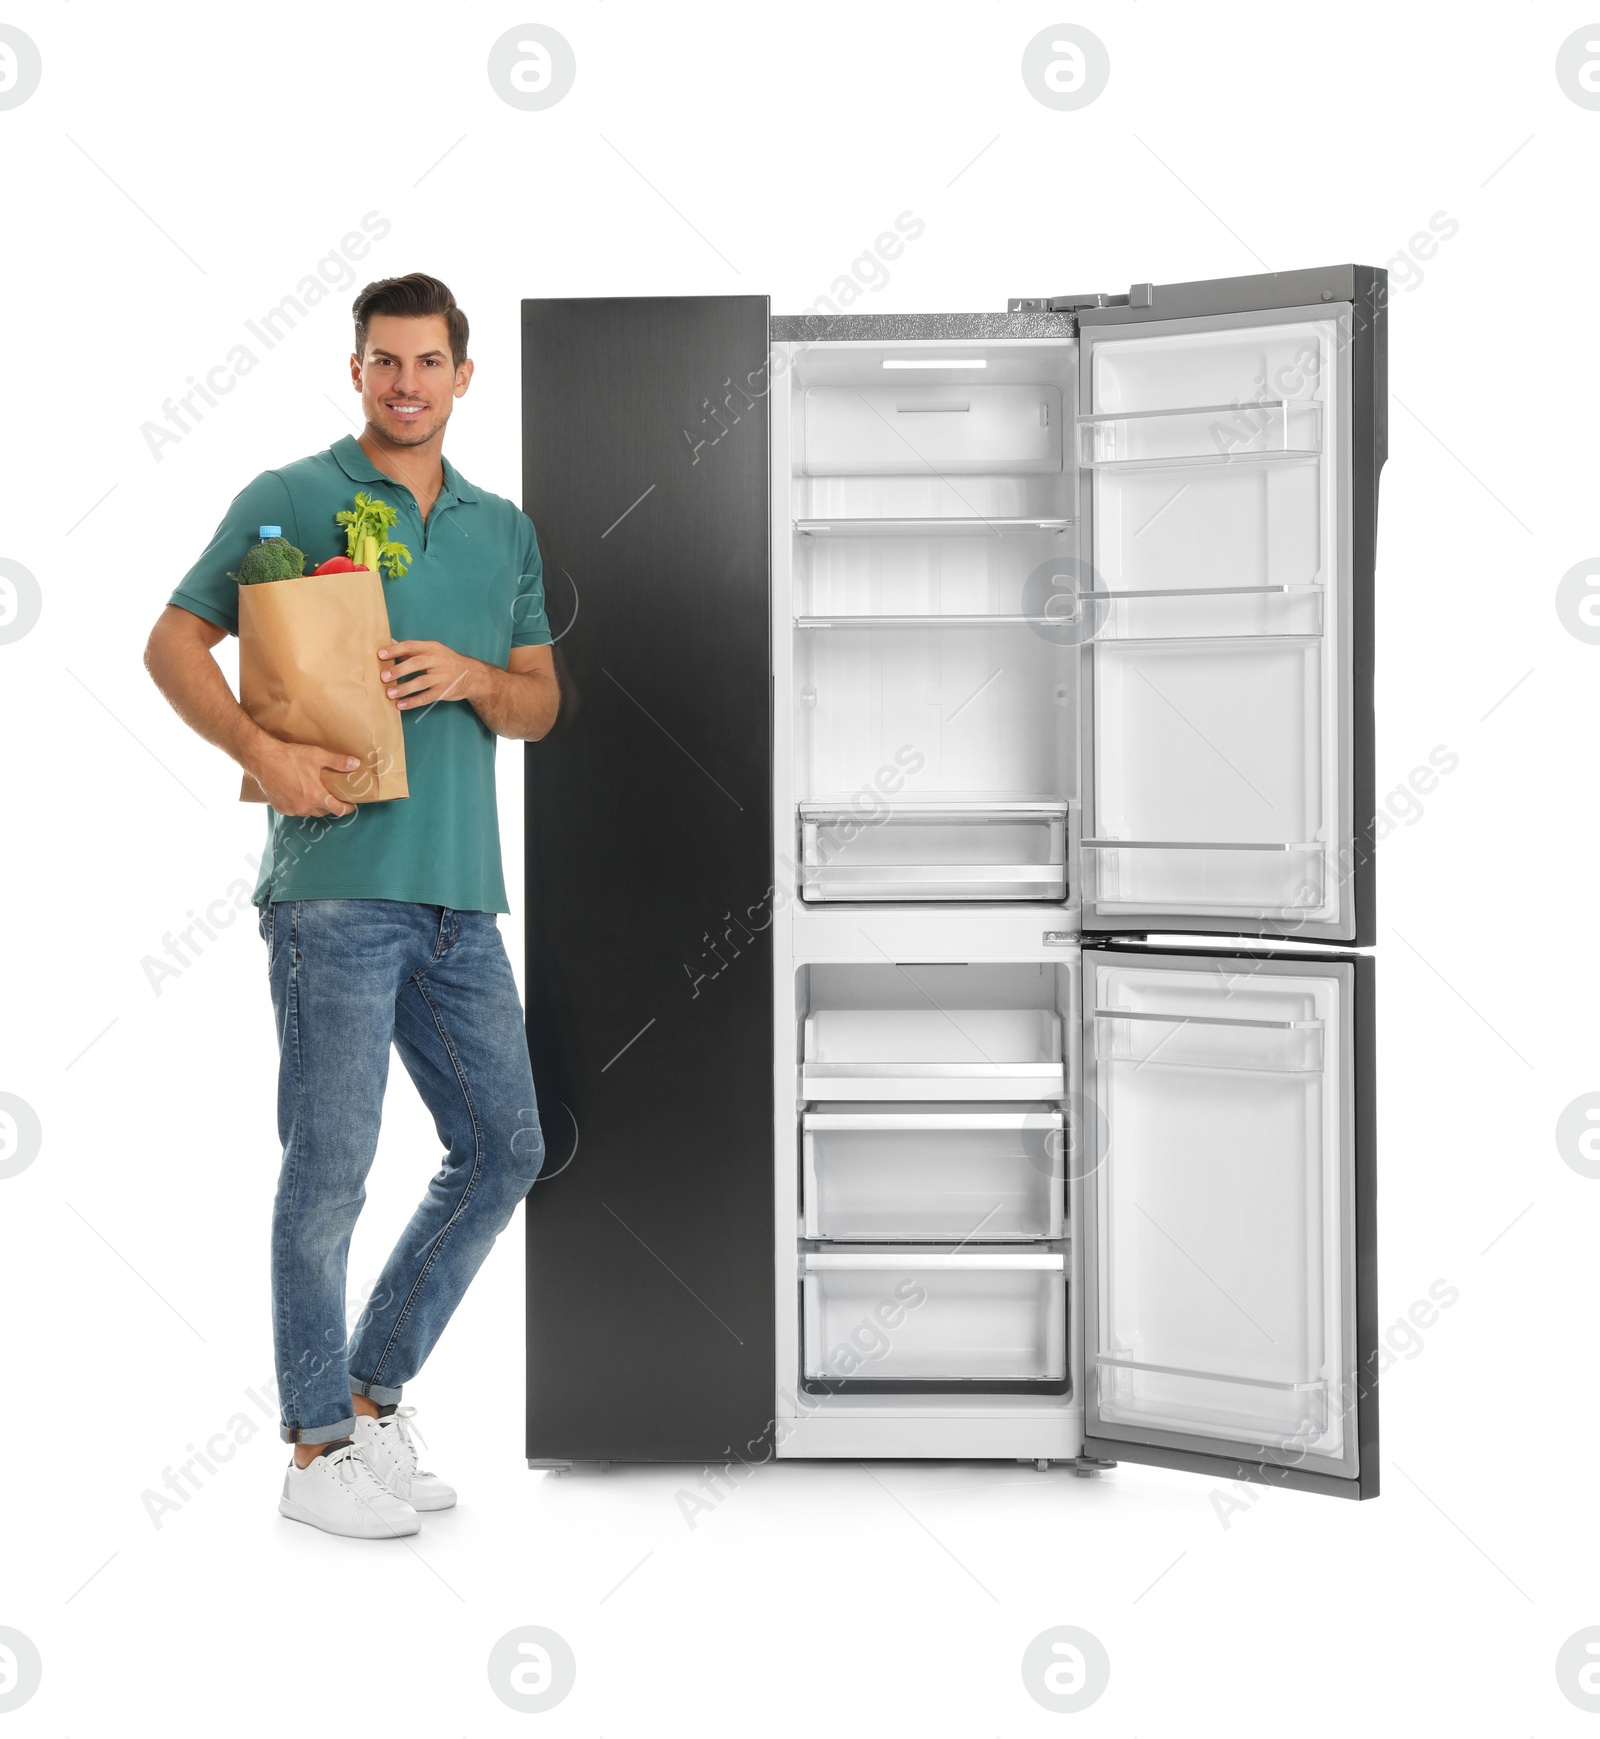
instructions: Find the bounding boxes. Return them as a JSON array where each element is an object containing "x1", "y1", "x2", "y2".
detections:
[
  {"x1": 280, "y1": 1413, "x2": 358, "y2": 1446},
  {"x1": 350, "y1": 1376, "x2": 403, "y2": 1406}
]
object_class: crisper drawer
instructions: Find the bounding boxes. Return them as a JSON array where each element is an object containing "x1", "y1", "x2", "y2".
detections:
[
  {"x1": 802, "y1": 1108, "x2": 1064, "y2": 1240},
  {"x1": 798, "y1": 384, "x2": 1063, "y2": 476},
  {"x1": 801, "y1": 1007, "x2": 1066, "y2": 1103},
  {"x1": 802, "y1": 1250, "x2": 1067, "y2": 1385},
  {"x1": 799, "y1": 803, "x2": 1068, "y2": 903}
]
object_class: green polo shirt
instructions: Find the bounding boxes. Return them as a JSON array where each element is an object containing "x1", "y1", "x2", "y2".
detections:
[{"x1": 171, "y1": 434, "x2": 551, "y2": 913}]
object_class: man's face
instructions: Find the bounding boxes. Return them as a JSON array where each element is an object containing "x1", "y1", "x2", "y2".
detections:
[{"x1": 351, "y1": 313, "x2": 472, "y2": 448}]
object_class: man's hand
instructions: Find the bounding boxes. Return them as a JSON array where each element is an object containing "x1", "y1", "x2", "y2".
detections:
[
  {"x1": 245, "y1": 739, "x2": 363, "y2": 818},
  {"x1": 379, "y1": 639, "x2": 483, "y2": 711},
  {"x1": 378, "y1": 638, "x2": 559, "y2": 741}
]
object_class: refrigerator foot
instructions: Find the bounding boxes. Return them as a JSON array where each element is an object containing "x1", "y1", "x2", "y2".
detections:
[
  {"x1": 1072, "y1": 1455, "x2": 1118, "y2": 1479},
  {"x1": 528, "y1": 1459, "x2": 614, "y2": 1475}
]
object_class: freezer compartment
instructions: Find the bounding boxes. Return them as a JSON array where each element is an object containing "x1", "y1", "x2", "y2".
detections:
[
  {"x1": 799, "y1": 800, "x2": 1067, "y2": 902},
  {"x1": 797, "y1": 962, "x2": 1071, "y2": 1104},
  {"x1": 802, "y1": 1249, "x2": 1067, "y2": 1384},
  {"x1": 1077, "y1": 399, "x2": 1322, "y2": 471},
  {"x1": 802, "y1": 1106, "x2": 1065, "y2": 1240}
]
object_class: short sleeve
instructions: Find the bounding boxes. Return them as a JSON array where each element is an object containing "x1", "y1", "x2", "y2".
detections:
[
  {"x1": 510, "y1": 513, "x2": 552, "y2": 648},
  {"x1": 169, "y1": 471, "x2": 297, "y2": 637}
]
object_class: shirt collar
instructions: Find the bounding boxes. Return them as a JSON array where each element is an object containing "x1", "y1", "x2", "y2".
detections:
[{"x1": 330, "y1": 434, "x2": 479, "y2": 505}]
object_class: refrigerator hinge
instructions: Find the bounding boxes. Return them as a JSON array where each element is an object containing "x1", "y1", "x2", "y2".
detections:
[{"x1": 1007, "y1": 283, "x2": 1153, "y2": 317}]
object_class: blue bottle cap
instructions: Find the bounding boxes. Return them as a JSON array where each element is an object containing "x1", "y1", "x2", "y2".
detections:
[{"x1": 259, "y1": 525, "x2": 282, "y2": 538}]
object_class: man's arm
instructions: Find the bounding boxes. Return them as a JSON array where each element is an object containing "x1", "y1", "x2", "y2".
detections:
[
  {"x1": 143, "y1": 604, "x2": 364, "y2": 817},
  {"x1": 378, "y1": 640, "x2": 560, "y2": 741}
]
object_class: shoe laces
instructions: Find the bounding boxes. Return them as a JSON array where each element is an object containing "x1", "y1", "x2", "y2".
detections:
[
  {"x1": 321, "y1": 1441, "x2": 383, "y2": 1492},
  {"x1": 377, "y1": 1405, "x2": 433, "y2": 1475}
]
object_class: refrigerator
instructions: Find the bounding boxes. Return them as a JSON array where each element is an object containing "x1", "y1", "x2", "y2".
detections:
[{"x1": 521, "y1": 263, "x2": 1383, "y2": 1500}]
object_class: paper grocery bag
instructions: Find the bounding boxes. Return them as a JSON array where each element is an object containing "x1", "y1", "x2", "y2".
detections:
[{"x1": 237, "y1": 569, "x2": 408, "y2": 806}]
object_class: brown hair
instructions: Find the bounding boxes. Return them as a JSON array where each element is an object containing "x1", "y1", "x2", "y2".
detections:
[{"x1": 352, "y1": 273, "x2": 469, "y2": 368}]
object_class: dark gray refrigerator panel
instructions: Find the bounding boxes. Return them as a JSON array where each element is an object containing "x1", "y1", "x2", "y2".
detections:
[{"x1": 521, "y1": 297, "x2": 775, "y2": 1463}]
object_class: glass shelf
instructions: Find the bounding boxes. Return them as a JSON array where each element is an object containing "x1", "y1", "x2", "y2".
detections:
[{"x1": 795, "y1": 517, "x2": 1072, "y2": 538}]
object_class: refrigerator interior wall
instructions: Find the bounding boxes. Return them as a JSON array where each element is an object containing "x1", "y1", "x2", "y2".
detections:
[
  {"x1": 1082, "y1": 317, "x2": 1348, "y2": 927},
  {"x1": 786, "y1": 340, "x2": 1080, "y2": 902},
  {"x1": 1085, "y1": 954, "x2": 1356, "y2": 1474}
]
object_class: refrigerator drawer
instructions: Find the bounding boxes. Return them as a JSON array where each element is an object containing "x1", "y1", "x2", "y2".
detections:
[
  {"x1": 802, "y1": 1108, "x2": 1065, "y2": 1241},
  {"x1": 799, "y1": 802, "x2": 1068, "y2": 903},
  {"x1": 801, "y1": 1007, "x2": 1066, "y2": 1103},
  {"x1": 802, "y1": 1250, "x2": 1067, "y2": 1384},
  {"x1": 798, "y1": 384, "x2": 1063, "y2": 476}
]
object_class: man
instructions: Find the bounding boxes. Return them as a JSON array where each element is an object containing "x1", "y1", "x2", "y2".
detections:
[{"x1": 144, "y1": 273, "x2": 558, "y2": 1539}]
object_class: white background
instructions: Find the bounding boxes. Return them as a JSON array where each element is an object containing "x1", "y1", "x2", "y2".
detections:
[{"x1": 0, "y1": 1, "x2": 1591, "y2": 1731}]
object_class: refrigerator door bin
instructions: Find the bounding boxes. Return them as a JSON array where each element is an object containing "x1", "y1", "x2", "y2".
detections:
[
  {"x1": 1091, "y1": 1008, "x2": 1325, "y2": 1073},
  {"x1": 802, "y1": 1107, "x2": 1065, "y2": 1240},
  {"x1": 801, "y1": 1250, "x2": 1068, "y2": 1386},
  {"x1": 1095, "y1": 1355, "x2": 1329, "y2": 1445},
  {"x1": 799, "y1": 800, "x2": 1068, "y2": 903},
  {"x1": 1077, "y1": 399, "x2": 1322, "y2": 470},
  {"x1": 1080, "y1": 585, "x2": 1324, "y2": 642},
  {"x1": 1081, "y1": 838, "x2": 1325, "y2": 920},
  {"x1": 798, "y1": 384, "x2": 1063, "y2": 476},
  {"x1": 801, "y1": 1006, "x2": 1065, "y2": 1103}
]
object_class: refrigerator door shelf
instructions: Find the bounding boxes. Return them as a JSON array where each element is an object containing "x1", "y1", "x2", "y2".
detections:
[
  {"x1": 802, "y1": 1250, "x2": 1068, "y2": 1385},
  {"x1": 799, "y1": 384, "x2": 1064, "y2": 477},
  {"x1": 1082, "y1": 585, "x2": 1325, "y2": 643},
  {"x1": 795, "y1": 516, "x2": 1072, "y2": 537},
  {"x1": 1095, "y1": 1355, "x2": 1332, "y2": 1442},
  {"x1": 802, "y1": 1108, "x2": 1065, "y2": 1241},
  {"x1": 1077, "y1": 399, "x2": 1323, "y2": 470},
  {"x1": 1091, "y1": 1007, "x2": 1326, "y2": 1074},
  {"x1": 1081, "y1": 839, "x2": 1325, "y2": 920},
  {"x1": 800, "y1": 801, "x2": 1068, "y2": 904}
]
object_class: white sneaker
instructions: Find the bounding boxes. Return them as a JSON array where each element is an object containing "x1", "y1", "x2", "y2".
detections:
[
  {"x1": 354, "y1": 1406, "x2": 457, "y2": 1511},
  {"x1": 278, "y1": 1440, "x2": 421, "y2": 1539}
]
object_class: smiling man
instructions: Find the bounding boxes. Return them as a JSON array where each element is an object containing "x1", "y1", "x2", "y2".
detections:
[{"x1": 143, "y1": 273, "x2": 559, "y2": 1540}]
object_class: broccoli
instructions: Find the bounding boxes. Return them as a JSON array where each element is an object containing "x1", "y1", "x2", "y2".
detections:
[{"x1": 231, "y1": 536, "x2": 307, "y2": 586}]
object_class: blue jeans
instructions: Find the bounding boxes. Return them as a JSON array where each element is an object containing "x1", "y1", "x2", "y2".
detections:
[{"x1": 259, "y1": 899, "x2": 544, "y2": 1444}]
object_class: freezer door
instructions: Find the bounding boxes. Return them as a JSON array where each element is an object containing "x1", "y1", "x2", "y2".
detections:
[
  {"x1": 1076, "y1": 266, "x2": 1383, "y2": 943},
  {"x1": 1080, "y1": 944, "x2": 1377, "y2": 1498}
]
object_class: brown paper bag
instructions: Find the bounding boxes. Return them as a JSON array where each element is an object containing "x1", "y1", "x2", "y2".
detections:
[{"x1": 237, "y1": 569, "x2": 408, "y2": 806}]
